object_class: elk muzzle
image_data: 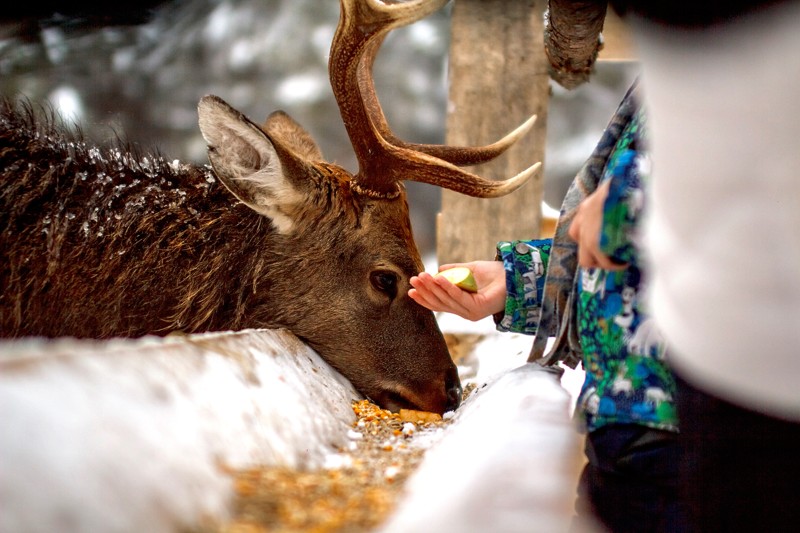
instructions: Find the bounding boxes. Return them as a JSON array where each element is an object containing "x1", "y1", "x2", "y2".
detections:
[{"x1": 373, "y1": 363, "x2": 462, "y2": 415}]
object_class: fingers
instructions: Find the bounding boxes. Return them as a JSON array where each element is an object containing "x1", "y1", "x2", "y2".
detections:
[
  {"x1": 409, "y1": 273, "x2": 451, "y2": 312},
  {"x1": 567, "y1": 213, "x2": 581, "y2": 243},
  {"x1": 569, "y1": 183, "x2": 627, "y2": 271},
  {"x1": 408, "y1": 287, "x2": 443, "y2": 312},
  {"x1": 409, "y1": 272, "x2": 476, "y2": 320},
  {"x1": 417, "y1": 272, "x2": 471, "y2": 309},
  {"x1": 577, "y1": 242, "x2": 627, "y2": 271}
]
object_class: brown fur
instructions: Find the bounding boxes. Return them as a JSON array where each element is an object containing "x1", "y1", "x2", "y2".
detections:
[{"x1": 1, "y1": 99, "x2": 261, "y2": 337}]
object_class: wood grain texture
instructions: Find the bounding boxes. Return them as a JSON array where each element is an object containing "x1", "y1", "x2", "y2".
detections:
[{"x1": 438, "y1": 0, "x2": 549, "y2": 264}]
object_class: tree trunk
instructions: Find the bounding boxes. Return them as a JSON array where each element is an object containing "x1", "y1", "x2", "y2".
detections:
[
  {"x1": 544, "y1": 0, "x2": 607, "y2": 89},
  {"x1": 437, "y1": 0, "x2": 549, "y2": 264}
]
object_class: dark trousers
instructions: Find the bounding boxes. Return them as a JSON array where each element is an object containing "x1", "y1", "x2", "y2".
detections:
[
  {"x1": 574, "y1": 424, "x2": 688, "y2": 533},
  {"x1": 674, "y1": 369, "x2": 800, "y2": 533}
]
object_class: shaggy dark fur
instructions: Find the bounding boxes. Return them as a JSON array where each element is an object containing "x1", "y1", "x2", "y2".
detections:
[{"x1": 0, "y1": 98, "x2": 276, "y2": 338}]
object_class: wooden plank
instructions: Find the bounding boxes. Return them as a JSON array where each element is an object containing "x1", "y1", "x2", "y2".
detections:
[{"x1": 437, "y1": 0, "x2": 549, "y2": 264}]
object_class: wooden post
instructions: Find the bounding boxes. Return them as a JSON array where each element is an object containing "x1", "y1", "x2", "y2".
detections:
[{"x1": 438, "y1": 0, "x2": 550, "y2": 264}]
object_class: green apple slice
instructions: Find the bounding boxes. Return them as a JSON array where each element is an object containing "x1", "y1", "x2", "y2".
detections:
[{"x1": 435, "y1": 267, "x2": 478, "y2": 293}]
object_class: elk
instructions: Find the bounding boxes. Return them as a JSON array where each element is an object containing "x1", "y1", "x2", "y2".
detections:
[{"x1": 0, "y1": 0, "x2": 539, "y2": 414}]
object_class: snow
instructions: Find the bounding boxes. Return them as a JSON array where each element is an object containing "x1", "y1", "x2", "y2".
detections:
[
  {"x1": 0, "y1": 316, "x2": 587, "y2": 533},
  {"x1": 378, "y1": 362, "x2": 584, "y2": 533},
  {"x1": 0, "y1": 329, "x2": 360, "y2": 533}
]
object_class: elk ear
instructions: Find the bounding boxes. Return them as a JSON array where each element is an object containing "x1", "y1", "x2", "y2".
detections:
[
  {"x1": 262, "y1": 111, "x2": 324, "y2": 161},
  {"x1": 197, "y1": 95, "x2": 305, "y2": 234}
]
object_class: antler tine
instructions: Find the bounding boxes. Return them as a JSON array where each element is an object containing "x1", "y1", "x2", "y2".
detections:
[
  {"x1": 332, "y1": 0, "x2": 539, "y2": 198},
  {"x1": 401, "y1": 150, "x2": 542, "y2": 198},
  {"x1": 358, "y1": 35, "x2": 539, "y2": 167},
  {"x1": 421, "y1": 113, "x2": 539, "y2": 167}
]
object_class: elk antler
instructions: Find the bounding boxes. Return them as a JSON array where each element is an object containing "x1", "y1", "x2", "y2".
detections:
[{"x1": 331, "y1": 0, "x2": 541, "y2": 199}]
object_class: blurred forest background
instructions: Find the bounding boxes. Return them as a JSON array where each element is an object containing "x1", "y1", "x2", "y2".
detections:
[{"x1": 0, "y1": 0, "x2": 638, "y2": 259}]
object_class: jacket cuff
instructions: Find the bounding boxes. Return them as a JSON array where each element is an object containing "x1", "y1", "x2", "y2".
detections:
[{"x1": 493, "y1": 239, "x2": 552, "y2": 334}]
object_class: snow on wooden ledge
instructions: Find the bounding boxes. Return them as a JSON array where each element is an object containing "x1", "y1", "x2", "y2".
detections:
[
  {"x1": 0, "y1": 328, "x2": 361, "y2": 533},
  {"x1": 379, "y1": 362, "x2": 588, "y2": 533}
]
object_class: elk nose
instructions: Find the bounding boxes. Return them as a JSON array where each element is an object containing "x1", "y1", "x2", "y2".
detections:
[{"x1": 444, "y1": 367, "x2": 462, "y2": 412}]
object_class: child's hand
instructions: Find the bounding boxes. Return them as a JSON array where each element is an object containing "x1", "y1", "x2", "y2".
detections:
[
  {"x1": 409, "y1": 260, "x2": 506, "y2": 321},
  {"x1": 569, "y1": 179, "x2": 627, "y2": 270}
]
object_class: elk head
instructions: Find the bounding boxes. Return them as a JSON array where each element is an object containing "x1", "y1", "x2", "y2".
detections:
[{"x1": 197, "y1": 0, "x2": 539, "y2": 414}]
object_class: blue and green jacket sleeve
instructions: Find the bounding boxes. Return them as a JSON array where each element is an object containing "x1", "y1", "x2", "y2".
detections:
[{"x1": 493, "y1": 239, "x2": 552, "y2": 334}]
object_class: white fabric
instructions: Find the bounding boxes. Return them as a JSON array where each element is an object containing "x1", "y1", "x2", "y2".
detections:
[{"x1": 631, "y1": 3, "x2": 800, "y2": 420}]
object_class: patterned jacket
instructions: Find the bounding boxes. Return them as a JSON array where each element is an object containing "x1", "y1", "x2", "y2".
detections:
[{"x1": 494, "y1": 81, "x2": 678, "y2": 433}]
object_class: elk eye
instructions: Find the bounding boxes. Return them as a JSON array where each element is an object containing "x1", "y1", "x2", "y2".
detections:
[{"x1": 370, "y1": 270, "x2": 398, "y2": 299}]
